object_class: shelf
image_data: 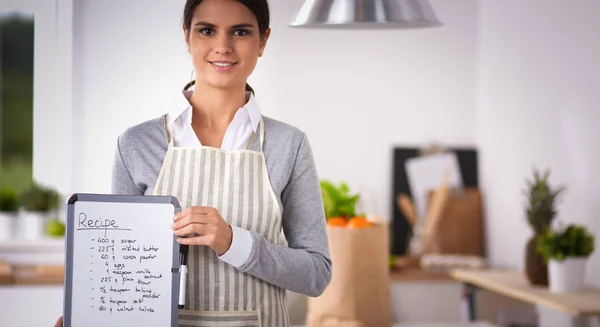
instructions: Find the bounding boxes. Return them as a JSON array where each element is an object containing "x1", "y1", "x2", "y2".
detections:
[
  {"x1": 390, "y1": 266, "x2": 453, "y2": 282},
  {"x1": 0, "y1": 263, "x2": 65, "y2": 286},
  {"x1": 0, "y1": 238, "x2": 65, "y2": 253},
  {"x1": 13, "y1": 265, "x2": 64, "y2": 285}
]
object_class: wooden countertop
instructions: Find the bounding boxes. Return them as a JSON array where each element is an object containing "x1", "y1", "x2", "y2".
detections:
[
  {"x1": 390, "y1": 266, "x2": 453, "y2": 282},
  {"x1": 450, "y1": 268, "x2": 600, "y2": 317},
  {"x1": 0, "y1": 262, "x2": 64, "y2": 285},
  {"x1": 1, "y1": 264, "x2": 453, "y2": 286}
]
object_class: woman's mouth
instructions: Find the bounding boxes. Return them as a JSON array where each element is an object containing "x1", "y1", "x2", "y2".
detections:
[{"x1": 209, "y1": 61, "x2": 237, "y2": 72}]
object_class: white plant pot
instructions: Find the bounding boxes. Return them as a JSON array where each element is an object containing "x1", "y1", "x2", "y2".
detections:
[
  {"x1": 0, "y1": 212, "x2": 17, "y2": 240},
  {"x1": 18, "y1": 211, "x2": 47, "y2": 240},
  {"x1": 548, "y1": 257, "x2": 587, "y2": 293}
]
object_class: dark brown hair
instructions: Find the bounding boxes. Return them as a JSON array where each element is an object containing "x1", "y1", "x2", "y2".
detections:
[{"x1": 182, "y1": 0, "x2": 271, "y2": 94}]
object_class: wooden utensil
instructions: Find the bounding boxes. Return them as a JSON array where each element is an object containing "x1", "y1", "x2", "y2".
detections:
[{"x1": 396, "y1": 194, "x2": 417, "y2": 226}]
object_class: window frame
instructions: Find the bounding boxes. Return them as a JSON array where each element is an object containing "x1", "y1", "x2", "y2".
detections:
[{"x1": 0, "y1": 0, "x2": 74, "y2": 195}]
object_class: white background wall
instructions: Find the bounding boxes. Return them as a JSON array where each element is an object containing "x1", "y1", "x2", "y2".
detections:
[{"x1": 477, "y1": 0, "x2": 600, "y2": 288}]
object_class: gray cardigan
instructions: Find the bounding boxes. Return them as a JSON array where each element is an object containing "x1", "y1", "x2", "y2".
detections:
[{"x1": 111, "y1": 115, "x2": 332, "y2": 297}]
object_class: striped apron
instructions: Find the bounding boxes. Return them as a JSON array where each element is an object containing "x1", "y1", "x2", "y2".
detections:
[{"x1": 153, "y1": 116, "x2": 289, "y2": 327}]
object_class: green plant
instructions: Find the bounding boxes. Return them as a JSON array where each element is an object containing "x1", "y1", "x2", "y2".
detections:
[
  {"x1": 320, "y1": 180, "x2": 361, "y2": 219},
  {"x1": 537, "y1": 223, "x2": 595, "y2": 262},
  {"x1": 524, "y1": 168, "x2": 566, "y2": 234},
  {"x1": 0, "y1": 187, "x2": 19, "y2": 212},
  {"x1": 19, "y1": 182, "x2": 61, "y2": 212}
]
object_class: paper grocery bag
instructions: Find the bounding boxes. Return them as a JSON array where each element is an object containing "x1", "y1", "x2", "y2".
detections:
[{"x1": 306, "y1": 222, "x2": 392, "y2": 327}]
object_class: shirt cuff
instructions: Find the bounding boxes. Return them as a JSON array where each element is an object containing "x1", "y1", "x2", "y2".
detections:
[{"x1": 217, "y1": 225, "x2": 253, "y2": 268}]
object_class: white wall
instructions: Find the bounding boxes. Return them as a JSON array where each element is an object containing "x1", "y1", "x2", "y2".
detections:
[
  {"x1": 66, "y1": 0, "x2": 479, "y2": 221},
  {"x1": 477, "y1": 0, "x2": 600, "y2": 284},
  {"x1": 477, "y1": 1, "x2": 600, "y2": 325}
]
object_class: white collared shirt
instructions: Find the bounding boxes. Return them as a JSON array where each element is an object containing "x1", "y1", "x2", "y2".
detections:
[
  {"x1": 166, "y1": 90, "x2": 258, "y2": 268},
  {"x1": 167, "y1": 90, "x2": 262, "y2": 150}
]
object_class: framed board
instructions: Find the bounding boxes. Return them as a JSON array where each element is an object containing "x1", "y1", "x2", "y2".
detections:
[{"x1": 63, "y1": 193, "x2": 181, "y2": 327}]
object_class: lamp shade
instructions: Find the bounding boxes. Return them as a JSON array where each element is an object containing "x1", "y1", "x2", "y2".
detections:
[{"x1": 289, "y1": 0, "x2": 442, "y2": 29}]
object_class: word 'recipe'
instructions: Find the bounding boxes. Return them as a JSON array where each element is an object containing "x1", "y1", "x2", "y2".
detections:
[
  {"x1": 79, "y1": 213, "x2": 119, "y2": 229},
  {"x1": 77, "y1": 213, "x2": 131, "y2": 235}
]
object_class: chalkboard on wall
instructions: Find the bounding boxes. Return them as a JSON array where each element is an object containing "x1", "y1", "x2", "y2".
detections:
[{"x1": 390, "y1": 147, "x2": 478, "y2": 255}]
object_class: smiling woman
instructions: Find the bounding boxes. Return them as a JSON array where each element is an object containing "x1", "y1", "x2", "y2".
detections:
[
  {"x1": 181, "y1": 0, "x2": 270, "y2": 98},
  {"x1": 103, "y1": 0, "x2": 332, "y2": 326}
]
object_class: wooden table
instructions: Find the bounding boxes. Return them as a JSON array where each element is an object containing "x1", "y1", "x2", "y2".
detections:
[{"x1": 449, "y1": 269, "x2": 600, "y2": 322}]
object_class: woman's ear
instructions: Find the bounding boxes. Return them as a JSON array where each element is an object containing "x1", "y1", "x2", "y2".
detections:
[{"x1": 258, "y1": 28, "x2": 271, "y2": 57}]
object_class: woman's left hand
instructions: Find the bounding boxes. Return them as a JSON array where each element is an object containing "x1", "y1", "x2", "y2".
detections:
[{"x1": 172, "y1": 206, "x2": 233, "y2": 256}]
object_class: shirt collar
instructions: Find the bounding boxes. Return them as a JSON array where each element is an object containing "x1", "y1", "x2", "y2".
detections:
[
  {"x1": 245, "y1": 92, "x2": 262, "y2": 133},
  {"x1": 167, "y1": 89, "x2": 261, "y2": 132}
]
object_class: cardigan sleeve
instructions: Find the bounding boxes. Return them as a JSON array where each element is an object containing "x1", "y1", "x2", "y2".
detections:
[
  {"x1": 111, "y1": 135, "x2": 144, "y2": 196},
  {"x1": 238, "y1": 133, "x2": 332, "y2": 297}
]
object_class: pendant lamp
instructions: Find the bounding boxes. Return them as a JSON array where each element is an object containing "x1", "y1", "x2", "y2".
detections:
[{"x1": 289, "y1": 0, "x2": 442, "y2": 29}]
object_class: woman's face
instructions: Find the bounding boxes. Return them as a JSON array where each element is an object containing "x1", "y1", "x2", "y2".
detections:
[{"x1": 185, "y1": 0, "x2": 269, "y2": 92}]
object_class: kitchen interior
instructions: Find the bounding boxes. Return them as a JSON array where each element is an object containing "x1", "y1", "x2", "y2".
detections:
[{"x1": 1, "y1": 0, "x2": 599, "y2": 326}]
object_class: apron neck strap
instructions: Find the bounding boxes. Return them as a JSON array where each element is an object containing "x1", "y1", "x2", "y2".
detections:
[
  {"x1": 163, "y1": 114, "x2": 173, "y2": 145},
  {"x1": 259, "y1": 118, "x2": 265, "y2": 149}
]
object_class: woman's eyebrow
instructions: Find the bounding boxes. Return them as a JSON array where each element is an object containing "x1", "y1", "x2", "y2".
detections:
[
  {"x1": 194, "y1": 21, "x2": 255, "y2": 29},
  {"x1": 230, "y1": 23, "x2": 255, "y2": 29},
  {"x1": 194, "y1": 21, "x2": 216, "y2": 28}
]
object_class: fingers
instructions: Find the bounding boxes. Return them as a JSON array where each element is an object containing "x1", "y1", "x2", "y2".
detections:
[
  {"x1": 173, "y1": 222, "x2": 211, "y2": 237},
  {"x1": 177, "y1": 234, "x2": 216, "y2": 247},
  {"x1": 173, "y1": 206, "x2": 216, "y2": 222},
  {"x1": 172, "y1": 208, "x2": 216, "y2": 230},
  {"x1": 54, "y1": 316, "x2": 63, "y2": 327},
  {"x1": 171, "y1": 206, "x2": 231, "y2": 254}
]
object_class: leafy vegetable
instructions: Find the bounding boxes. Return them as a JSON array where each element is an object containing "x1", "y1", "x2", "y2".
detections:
[{"x1": 320, "y1": 180, "x2": 360, "y2": 219}]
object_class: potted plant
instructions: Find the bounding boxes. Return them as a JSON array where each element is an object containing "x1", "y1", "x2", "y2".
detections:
[
  {"x1": 18, "y1": 182, "x2": 61, "y2": 240},
  {"x1": 523, "y1": 168, "x2": 565, "y2": 286},
  {"x1": 537, "y1": 223, "x2": 595, "y2": 293},
  {"x1": 0, "y1": 187, "x2": 19, "y2": 240}
]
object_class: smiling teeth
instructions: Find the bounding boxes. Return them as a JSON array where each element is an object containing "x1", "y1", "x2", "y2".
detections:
[{"x1": 212, "y1": 62, "x2": 232, "y2": 67}]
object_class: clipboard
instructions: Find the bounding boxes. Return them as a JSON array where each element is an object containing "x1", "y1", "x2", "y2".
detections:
[{"x1": 63, "y1": 193, "x2": 181, "y2": 327}]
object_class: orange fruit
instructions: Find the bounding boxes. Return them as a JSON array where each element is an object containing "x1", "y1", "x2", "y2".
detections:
[
  {"x1": 327, "y1": 217, "x2": 347, "y2": 227},
  {"x1": 347, "y1": 217, "x2": 371, "y2": 229}
]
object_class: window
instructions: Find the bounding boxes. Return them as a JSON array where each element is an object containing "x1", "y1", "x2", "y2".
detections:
[{"x1": 0, "y1": 11, "x2": 34, "y2": 193}]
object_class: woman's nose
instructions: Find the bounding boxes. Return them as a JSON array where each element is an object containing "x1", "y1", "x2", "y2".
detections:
[{"x1": 214, "y1": 34, "x2": 233, "y2": 55}]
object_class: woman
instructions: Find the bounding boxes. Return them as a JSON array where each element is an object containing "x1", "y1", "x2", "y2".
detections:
[{"x1": 54, "y1": 0, "x2": 331, "y2": 326}]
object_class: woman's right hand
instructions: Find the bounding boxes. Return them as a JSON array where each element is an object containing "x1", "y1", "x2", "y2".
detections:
[{"x1": 54, "y1": 316, "x2": 63, "y2": 327}]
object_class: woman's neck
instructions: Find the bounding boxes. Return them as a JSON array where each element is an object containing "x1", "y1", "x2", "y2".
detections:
[{"x1": 188, "y1": 83, "x2": 247, "y2": 131}]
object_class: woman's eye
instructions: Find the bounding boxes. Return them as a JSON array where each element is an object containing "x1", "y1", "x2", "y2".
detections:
[
  {"x1": 234, "y1": 29, "x2": 249, "y2": 36},
  {"x1": 198, "y1": 28, "x2": 214, "y2": 35}
]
